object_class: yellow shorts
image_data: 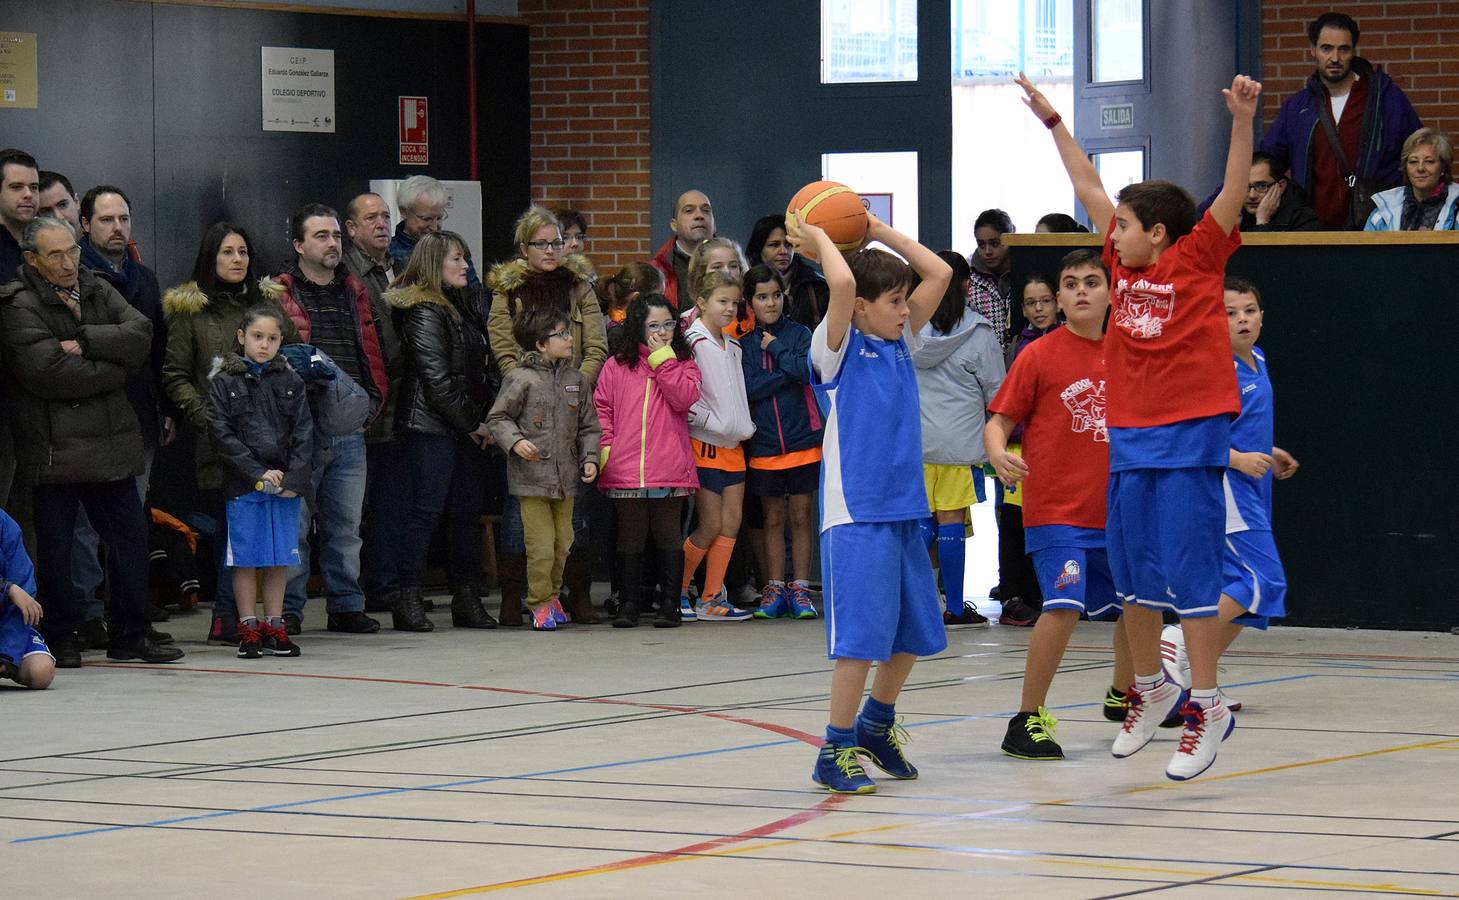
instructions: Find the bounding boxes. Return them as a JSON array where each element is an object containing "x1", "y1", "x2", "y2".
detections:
[{"x1": 923, "y1": 463, "x2": 978, "y2": 513}]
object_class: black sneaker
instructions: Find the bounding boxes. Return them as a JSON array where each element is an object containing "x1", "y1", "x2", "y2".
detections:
[
  {"x1": 1102, "y1": 686, "x2": 1129, "y2": 722},
  {"x1": 282, "y1": 612, "x2": 303, "y2": 635},
  {"x1": 327, "y1": 611, "x2": 381, "y2": 634},
  {"x1": 998, "y1": 596, "x2": 1040, "y2": 627},
  {"x1": 51, "y1": 633, "x2": 83, "y2": 669},
  {"x1": 148, "y1": 626, "x2": 174, "y2": 644},
  {"x1": 261, "y1": 621, "x2": 301, "y2": 657},
  {"x1": 207, "y1": 614, "x2": 239, "y2": 645},
  {"x1": 237, "y1": 621, "x2": 262, "y2": 659},
  {"x1": 80, "y1": 618, "x2": 109, "y2": 650},
  {"x1": 944, "y1": 601, "x2": 990, "y2": 629},
  {"x1": 146, "y1": 603, "x2": 171, "y2": 622},
  {"x1": 1002, "y1": 708, "x2": 1063, "y2": 760}
]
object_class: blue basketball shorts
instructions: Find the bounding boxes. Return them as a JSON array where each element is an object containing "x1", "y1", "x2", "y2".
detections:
[
  {"x1": 1106, "y1": 466, "x2": 1225, "y2": 618},
  {"x1": 225, "y1": 493, "x2": 303, "y2": 569},
  {"x1": 1223, "y1": 529, "x2": 1287, "y2": 630},
  {"x1": 0, "y1": 603, "x2": 52, "y2": 667},
  {"x1": 1032, "y1": 545, "x2": 1121, "y2": 620},
  {"x1": 820, "y1": 520, "x2": 947, "y2": 661}
]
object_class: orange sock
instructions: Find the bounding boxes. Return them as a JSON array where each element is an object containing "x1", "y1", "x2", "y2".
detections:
[
  {"x1": 701, "y1": 536, "x2": 737, "y2": 599},
  {"x1": 681, "y1": 537, "x2": 709, "y2": 595}
]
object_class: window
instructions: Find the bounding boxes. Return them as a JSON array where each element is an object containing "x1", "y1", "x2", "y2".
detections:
[
  {"x1": 1091, "y1": 0, "x2": 1144, "y2": 84},
  {"x1": 1093, "y1": 148, "x2": 1145, "y2": 205},
  {"x1": 951, "y1": 0, "x2": 1075, "y2": 252},
  {"x1": 822, "y1": 151, "x2": 919, "y2": 243},
  {"x1": 953, "y1": 0, "x2": 1072, "y2": 79},
  {"x1": 822, "y1": 0, "x2": 918, "y2": 84}
]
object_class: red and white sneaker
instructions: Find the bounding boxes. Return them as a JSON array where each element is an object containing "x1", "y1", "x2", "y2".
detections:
[
  {"x1": 1166, "y1": 700, "x2": 1235, "y2": 781},
  {"x1": 547, "y1": 594, "x2": 568, "y2": 625},
  {"x1": 1159, "y1": 624, "x2": 1191, "y2": 690},
  {"x1": 1111, "y1": 679, "x2": 1187, "y2": 758},
  {"x1": 1219, "y1": 689, "x2": 1242, "y2": 712}
]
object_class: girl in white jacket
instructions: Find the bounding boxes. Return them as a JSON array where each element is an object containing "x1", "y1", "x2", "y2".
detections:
[{"x1": 680, "y1": 270, "x2": 756, "y2": 621}]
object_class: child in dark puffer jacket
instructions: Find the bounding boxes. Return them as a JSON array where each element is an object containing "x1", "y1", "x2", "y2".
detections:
[{"x1": 207, "y1": 306, "x2": 314, "y2": 659}]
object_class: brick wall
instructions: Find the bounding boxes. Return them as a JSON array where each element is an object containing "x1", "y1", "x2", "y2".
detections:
[
  {"x1": 520, "y1": 0, "x2": 652, "y2": 275},
  {"x1": 1261, "y1": 2, "x2": 1459, "y2": 148}
]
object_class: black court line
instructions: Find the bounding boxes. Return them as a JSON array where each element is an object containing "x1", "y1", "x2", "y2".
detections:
[
  {"x1": 1090, "y1": 865, "x2": 1283, "y2": 898},
  {"x1": 0, "y1": 791, "x2": 1444, "y2": 846}
]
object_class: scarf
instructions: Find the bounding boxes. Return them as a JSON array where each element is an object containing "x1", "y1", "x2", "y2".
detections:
[
  {"x1": 80, "y1": 238, "x2": 144, "y2": 301},
  {"x1": 1400, "y1": 178, "x2": 1451, "y2": 231}
]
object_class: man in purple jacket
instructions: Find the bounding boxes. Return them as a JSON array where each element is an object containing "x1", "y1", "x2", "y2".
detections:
[{"x1": 1259, "y1": 11, "x2": 1422, "y2": 229}]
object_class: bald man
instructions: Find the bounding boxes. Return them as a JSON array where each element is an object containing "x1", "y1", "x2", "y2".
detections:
[{"x1": 650, "y1": 189, "x2": 715, "y2": 309}]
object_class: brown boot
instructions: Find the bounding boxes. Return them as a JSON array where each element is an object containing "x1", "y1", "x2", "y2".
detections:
[
  {"x1": 497, "y1": 553, "x2": 527, "y2": 627},
  {"x1": 563, "y1": 546, "x2": 598, "y2": 624}
]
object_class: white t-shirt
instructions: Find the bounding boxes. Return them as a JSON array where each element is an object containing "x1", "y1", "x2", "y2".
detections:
[{"x1": 1329, "y1": 74, "x2": 1359, "y2": 121}]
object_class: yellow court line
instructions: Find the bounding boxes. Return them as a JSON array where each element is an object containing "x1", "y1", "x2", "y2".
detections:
[{"x1": 402, "y1": 737, "x2": 1459, "y2": 897}]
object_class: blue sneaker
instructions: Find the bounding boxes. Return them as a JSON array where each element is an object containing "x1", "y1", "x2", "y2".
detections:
[
  {"x1": 789, "y1": 583, "x2": 818, "y2": 619},
  {"x1": 812, "y1": 742, "x2": 876, "y2": 794},
  {"x1": 695, "y1": 590, "x2": 753, "y2": 622},
  {"x1": 854, "y1": 716, "x2": 917, "y2": 779},
  {"x1": 678, "y1": 595, "x2": 697, "y2": 622},
  {"x1": 752, "y1": 583, "x2": 790, "y2": 619}
]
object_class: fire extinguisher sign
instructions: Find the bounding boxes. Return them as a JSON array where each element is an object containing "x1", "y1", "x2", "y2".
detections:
[{"x1": 398, "y1": 96, "x2": 429, "y2": 165}]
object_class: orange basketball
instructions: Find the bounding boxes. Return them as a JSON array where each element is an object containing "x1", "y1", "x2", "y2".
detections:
[{"x1": 786, "y1": 180, "x2": 868, "y2": 252}]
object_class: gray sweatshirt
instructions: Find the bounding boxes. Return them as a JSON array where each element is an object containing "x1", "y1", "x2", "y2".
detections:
[{"x1": 912, "y1": 309, "x2": 1006, "y2": 466}]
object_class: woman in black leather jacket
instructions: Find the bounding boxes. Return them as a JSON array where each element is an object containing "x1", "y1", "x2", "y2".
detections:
[{"x1": 379, "y1": 231, "x2": 497, "y2": 632}]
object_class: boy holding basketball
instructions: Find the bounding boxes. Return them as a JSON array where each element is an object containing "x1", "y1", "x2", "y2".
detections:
[
  {"x1": 790, "y1": 208, "x2": 952, "y2": 794},
  {"x1": 1016, "y1": 71, "x2": 1261, "y2": 780}
]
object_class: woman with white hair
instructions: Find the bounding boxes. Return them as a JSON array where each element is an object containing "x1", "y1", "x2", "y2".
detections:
[{"x1": 1364, "y1": 127, "x2": 1459, "y2": 231}]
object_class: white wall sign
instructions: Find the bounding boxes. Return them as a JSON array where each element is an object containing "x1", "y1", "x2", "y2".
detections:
[
  {"x1": 262, "y1": 47, "x2": 335, "y2": 133},
  {"x1": 370, "y1": 178, "x2": 485, "y2": 273}
]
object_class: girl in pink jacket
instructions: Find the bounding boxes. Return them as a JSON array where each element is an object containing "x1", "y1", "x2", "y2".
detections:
[{"x1": 594, "y1": 293, "x2": 701, "y2": 629}]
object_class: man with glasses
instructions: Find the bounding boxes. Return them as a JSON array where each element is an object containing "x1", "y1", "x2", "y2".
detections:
[
  {"x1": 0, "y1": 216, "x2": 184, "y2": 667},
  {"x1": 389, "y1": 175, "x2": 478, "y2": 285},
  {"x1": 1240, "y1": 152, "x2": 1320, "y2": 232}
]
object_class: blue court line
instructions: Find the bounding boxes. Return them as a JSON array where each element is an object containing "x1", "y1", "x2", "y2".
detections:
[{"x1": 9, "y1": 671, "x2": 1443, "y2": 846}]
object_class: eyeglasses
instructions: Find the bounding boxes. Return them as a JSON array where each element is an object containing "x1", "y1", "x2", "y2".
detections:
[
  {"x1": 39, "y1": 245, "x2": 82, "y2": 264},
  {"x1": 645, "y1": 321, "x2": 676, "y2": 333},
  {"x1": 527, "y1": 239, "x2": 566, "y2": 251},
  {"x1": 1247, "y1": 181, "x2": 1276, "y2": 194},
  {"x1": 1022, "y1": 297, "x2": 1056, "y2": 308},
  {"x1": 563, "y1": 232, "x2": 586, "y2": 244},
  {"x1": 410, "y1": 211, "x2": 447, "y2": 225},
  {"x1": 545, "y1": 329, "x2": 572, "y2": 341}
]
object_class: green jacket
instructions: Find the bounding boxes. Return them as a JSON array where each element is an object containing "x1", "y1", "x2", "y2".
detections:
[{"x1": 161, "y1": 279, "x2": 300, "y2": 489}]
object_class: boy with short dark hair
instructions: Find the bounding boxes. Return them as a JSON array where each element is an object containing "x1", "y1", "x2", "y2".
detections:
[
  {"x1": 985, "y1": 249, "x2": 1133, "y2": 759},
  {"x1": 487, "y1": 306, "x2": 602, "y2": 632},
  {"x1": 791, "y1": 212, "x2": 952, "y2": 794},
  {"x1": 1018, "y1": 71, "x2": 1262, "y2": 780},
  {"x1": 1160, "y1": 277, "x2": 1299, "y2": 706}
]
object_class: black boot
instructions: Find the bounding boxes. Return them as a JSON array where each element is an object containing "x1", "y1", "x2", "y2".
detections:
[
  {"x1": 497, "y1": 552, "x2": 527, "y2": 626},
  {"x1": 451, "y1": 583, "x2": 497, "y2": 629},
  {"x1": 391, "y1": 587, "x2": 435, "y2": 632},
  {"x1": 612, "y1": 553, "x2": 643, "y2": 628},
  {"x1": 563, "y1": 546, "x2": 599, "y2": 624},
  {"x1": 654, "y1": 548, "x2": 684, "y2": 628}
]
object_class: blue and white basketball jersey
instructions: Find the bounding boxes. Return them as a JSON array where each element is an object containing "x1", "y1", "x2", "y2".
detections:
[
  {"x1": 1224, "y1": 347, "x2": 1274, "y2": 534},
  {"x1": 811, "y1": 321, "x2": 929, "y2": 531}
]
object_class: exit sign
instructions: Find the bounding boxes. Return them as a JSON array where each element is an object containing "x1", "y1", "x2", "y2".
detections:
[{"x1": 1100, "y1": 103, "x2": 1135, "y2": 130}]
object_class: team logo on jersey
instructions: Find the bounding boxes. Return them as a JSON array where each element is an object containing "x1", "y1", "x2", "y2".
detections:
[
  {"x1": 1060, "y1": 377, "x2": 1108, "y2": 442},
  {"x1": 859, "y1": 347, "x2": 880, "y2": 359},
  {"x1": 1113, "y1": 277, "x2": 1175, "y2": 339},
  {"x1": 1054, "y1": 560, "x2": 1082, "y2": 590}
]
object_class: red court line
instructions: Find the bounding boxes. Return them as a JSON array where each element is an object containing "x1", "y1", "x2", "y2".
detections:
[{"x1": 406, "y1": 794, "x2": 850, "y2": 897}]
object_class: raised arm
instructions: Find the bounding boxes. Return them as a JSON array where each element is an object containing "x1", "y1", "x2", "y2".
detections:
[
  {"x1": 862, "y1": 212, "x2": 950, "y2": 335},
  {"x1": 1017, "y1": 72, "x2": 1115, "y2": 229},
  {"x1": 786, "y1": 216, "x2": 855, "y2": 352},
  {"x1": 1209, "y1": 75, "x2": 1263, "y2": 234}
]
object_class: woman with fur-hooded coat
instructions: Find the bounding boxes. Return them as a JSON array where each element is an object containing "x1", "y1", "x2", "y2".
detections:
[
  {"x1": 485, "y1": 206, "x2": 609, "y2": 624},
  {"x1": 162, "y1": 225, "x2": 301, "y2": 493}
]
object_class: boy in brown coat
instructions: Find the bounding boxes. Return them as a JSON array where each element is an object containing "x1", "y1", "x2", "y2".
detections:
[{"x1": 487, "y1": 307, "x2": 600, "y2": 631}]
